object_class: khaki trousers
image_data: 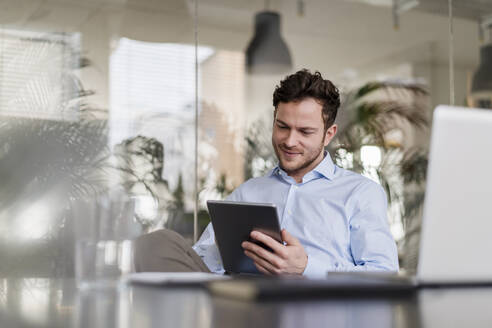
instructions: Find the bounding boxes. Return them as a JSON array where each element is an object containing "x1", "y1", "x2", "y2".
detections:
[{"x1": 134, "y1": 229, "x2": 210, "y2": 273}]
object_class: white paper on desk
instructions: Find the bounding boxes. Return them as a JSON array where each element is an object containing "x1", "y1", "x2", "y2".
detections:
[{"x1": 125, "y1": 272, "x2": 230, "y2": 285}]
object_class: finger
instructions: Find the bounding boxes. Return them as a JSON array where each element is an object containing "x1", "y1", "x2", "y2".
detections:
[
  {"x1": 242, "y1": 240, "x2": 283, "y2": 266},
  {"x1": 281, "y1": 229, "x2": 301, "y2": 246},
  {"x1": 244, "y1": 250, "x2": 275, "y2": 273},
  {"x1": 254, "y1": 261, "x2": 272, "y2": 275},
  {"x1": 250, "y1": 231, "x2": 286, "y2": 255},
  {"x1": 244, "y1": 250, "x2": 279, "y2": 274}
]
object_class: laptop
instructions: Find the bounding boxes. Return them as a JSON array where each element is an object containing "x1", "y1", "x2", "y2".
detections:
[
  {"x1": 417, "y1": 105, "x2": 492, "y2": 285},
  {"x1": 208, "y1": 105, "x2": 492, "y2": 299}
]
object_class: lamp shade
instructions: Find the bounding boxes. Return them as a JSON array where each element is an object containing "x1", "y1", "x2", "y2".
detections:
[
  {"x1": 245, "y1": 11, "x2": 292, "y2": 75},
  {"x1": 471, "y1": 44, "x2": 492, "y2": 95}
]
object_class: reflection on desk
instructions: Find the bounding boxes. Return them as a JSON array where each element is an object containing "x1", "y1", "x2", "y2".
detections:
[{"x1": 1, "y1": 278, "x2": 492, "y2": 328}]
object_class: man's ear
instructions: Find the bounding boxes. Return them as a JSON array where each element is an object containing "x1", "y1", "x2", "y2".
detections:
[{"x1": 323, "y1": 124, "x2": 338, "y2": 147}]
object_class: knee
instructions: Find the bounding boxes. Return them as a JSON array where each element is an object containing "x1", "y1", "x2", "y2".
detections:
[
  {"x1": 133, "y1": 229, "x2": 192, "y2": 272},
  {"x1": 135, "y1": 229, "x2": 181, "y2": 252}
]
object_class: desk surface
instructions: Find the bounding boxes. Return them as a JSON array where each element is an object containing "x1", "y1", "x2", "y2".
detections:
[{"x1": 0, "y1": 278, "x2": 491, "y2": 328}]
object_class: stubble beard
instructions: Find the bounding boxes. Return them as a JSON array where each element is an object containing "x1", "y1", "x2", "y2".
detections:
[{"x1": 273, "y1": 140, "x2": 325, "y2": 177}]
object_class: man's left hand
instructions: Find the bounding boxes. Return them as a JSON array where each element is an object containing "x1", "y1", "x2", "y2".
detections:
[{"x1": 241, "y1": 229, "x2": 308, "y2": 275}]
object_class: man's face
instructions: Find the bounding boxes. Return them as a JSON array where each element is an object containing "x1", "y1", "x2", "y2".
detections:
[{"x1": 272, "y1": 98, "x2": 337, "y2": 181}]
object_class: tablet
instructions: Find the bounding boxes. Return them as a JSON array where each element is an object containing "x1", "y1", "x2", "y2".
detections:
[{"x1": 206, "y1": 200, "x2": 282, "y2": 274}]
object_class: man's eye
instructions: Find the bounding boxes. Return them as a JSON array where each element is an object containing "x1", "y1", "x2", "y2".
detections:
[
  {"x1": 301, "y1": 131, "x2": 312, "y2": 135},
  {"x1": 278, "y1": 125, "x2": 287, "y2": 129}
]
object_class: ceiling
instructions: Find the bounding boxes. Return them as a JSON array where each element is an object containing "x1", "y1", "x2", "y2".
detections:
[
  {"x1": 416, "y1": 0, "x2": 492, "y2": 21},
  {"x1": 3, "y1": 0, "x2": 491, "y2": 27},
  {"x1": 0, "y1": 0, "x2": 487, "y2": 75},
  {"x1": 196, "y1": 0, "x2": 483, "y2": 62},
  {"x1": 343, "y1": 0, "x2": 492, "y2": 20},
  {"x1": 197, "y1": 0, "x2": 492, "y2": 24}
]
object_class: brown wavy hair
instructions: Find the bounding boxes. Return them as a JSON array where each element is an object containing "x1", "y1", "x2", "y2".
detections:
[{"x1": 273, "y1": 69, "x2": 340, "y2": 131}]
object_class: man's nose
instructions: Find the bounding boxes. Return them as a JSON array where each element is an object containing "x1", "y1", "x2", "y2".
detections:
[{"x1": 284, "y1": 130, "x2": 298, "y2": 147}]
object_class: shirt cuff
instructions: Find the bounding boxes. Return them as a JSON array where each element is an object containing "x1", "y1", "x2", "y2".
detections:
[{"x1": 302, "y1": 254, "x2": 328, "y2": 278}]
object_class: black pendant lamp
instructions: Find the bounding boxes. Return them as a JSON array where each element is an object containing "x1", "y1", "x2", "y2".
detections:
[
  {"x1": 245, "y1": 11, "x2": 292, "y2": 75},
  {"x1": 471, "y1": 44, "x2": 492, "y2": 96}
]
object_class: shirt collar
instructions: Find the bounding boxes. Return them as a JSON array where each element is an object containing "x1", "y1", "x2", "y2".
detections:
[
  {"x1": 313, "y1": 151, "x2": 336, "y2": 180},
  {"x1": 269, "y1": 151, "x2": 336, "y2": 181}
]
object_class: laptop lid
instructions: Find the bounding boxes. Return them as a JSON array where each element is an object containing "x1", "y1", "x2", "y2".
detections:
[{"x1": 417, "y1": 105, "x2": 492, "y2": 283}]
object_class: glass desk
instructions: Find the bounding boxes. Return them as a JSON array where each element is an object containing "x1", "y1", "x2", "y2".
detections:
[{"x1": 1, "y1": 278, "x2": 491, "y2": 328}]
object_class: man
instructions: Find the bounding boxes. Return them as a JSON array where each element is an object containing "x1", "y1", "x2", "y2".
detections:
[{"x1": 135, "y1": 69, "x2": 399, "y2": 277}]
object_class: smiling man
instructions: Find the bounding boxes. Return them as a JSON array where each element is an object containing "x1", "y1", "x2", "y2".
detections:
[{"x1": 135, "y1": 69, "x2": 399, "y2": 277}]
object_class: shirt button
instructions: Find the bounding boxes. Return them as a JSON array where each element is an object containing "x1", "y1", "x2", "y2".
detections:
[{"x1": 288, "y1": 210, "x2": 292, "y2": 215}]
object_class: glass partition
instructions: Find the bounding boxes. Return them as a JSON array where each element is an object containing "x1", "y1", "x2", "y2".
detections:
[{"x1": 0, "y1": 0, "x2": 198, "y2": 278}]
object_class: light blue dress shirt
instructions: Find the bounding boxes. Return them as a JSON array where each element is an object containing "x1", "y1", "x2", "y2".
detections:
[{"x1": 193, "y1": 153, "x2": 399, "y2": 278}]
